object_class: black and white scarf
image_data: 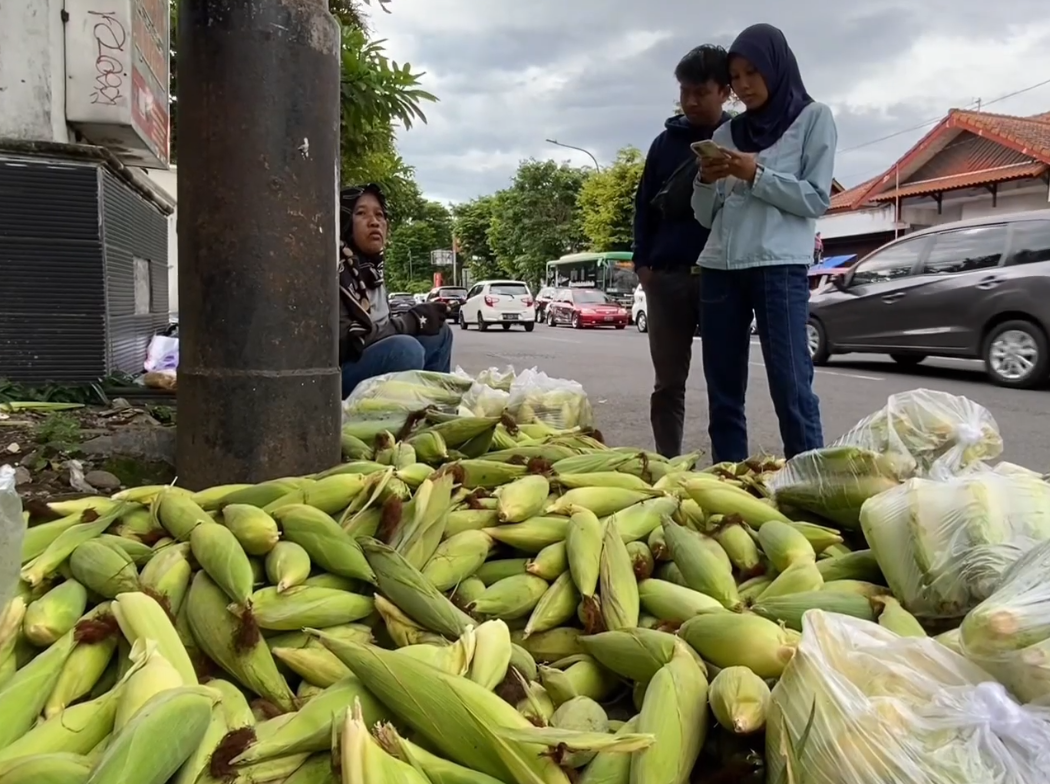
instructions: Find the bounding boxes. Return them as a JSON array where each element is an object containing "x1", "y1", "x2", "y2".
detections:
[{"x1": 339, "y1": 240, "x2": 386, "y2": 342}]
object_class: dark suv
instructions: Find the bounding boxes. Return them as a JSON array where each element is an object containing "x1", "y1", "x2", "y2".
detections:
[
  {"x1": 426, "y1": 286, "x2": 468, "y2": 320},
  {"x1": 808, "y1": 210, "x2": 1050, "y2": 388}
]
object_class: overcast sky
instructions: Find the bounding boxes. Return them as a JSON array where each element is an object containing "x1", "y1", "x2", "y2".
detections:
[{"x1": 370, "y1": 0, "x2": 1050, "y2": 204}]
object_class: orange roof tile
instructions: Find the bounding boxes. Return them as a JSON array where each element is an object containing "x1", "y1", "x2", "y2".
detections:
[
  {"x1": 828, "y1": 177, "x2": 879, "y2": 212},
  {"x1": 951, "y1": 109, "x2": 1050, "y2": 159},
  {"x1": 869, "y1": 162, "x2": 1048, "y2": 201}
]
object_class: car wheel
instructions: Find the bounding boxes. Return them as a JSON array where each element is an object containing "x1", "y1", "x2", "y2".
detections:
[
  {"x1": 459, "y1": 310, "x2": 469, "y2": 330},
  {"x1": 547, "y1": 310, "x2": 556, "y2": 327},
  {"x1": 477, "y1": 313, "x2": 488, "y2": 332},
  {"x1": 572, "y1": 313, "x2": 582, "y2": 329},
  {"x1": 636, "y1": 312, "x2": 647, "y2": 333},
  {"x1": 807, "y1": 319, "x2": 830, "y2": 365},
  {"x1": 890, "y1": 353, "x2": 927, "y2": 368},
  {"x1": 524, "y1": 322, "x2": 535, "y2": 333},
  {"x1": 984, "y1": 319, "x2": 1049, "y2": 389}
]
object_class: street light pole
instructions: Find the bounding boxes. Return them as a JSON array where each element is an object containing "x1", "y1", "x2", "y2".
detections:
[
  {"x1": 176, "y1": 0, "x2": 343, "y2": 487},
  {"x1": 545, "y1": 139, "x2": 601, "y2": 172}
]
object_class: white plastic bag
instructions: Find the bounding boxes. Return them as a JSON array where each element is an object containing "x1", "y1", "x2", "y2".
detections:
[
  {"x1": 834, "y1": 388, "x2": 1002, "y2": 477},
  {"x1": 458, "y1": 383, "x2": 510, "y2": 418},
  {"x1": 144, "y1": 334, "x2": 180, "y2": 372},
  {"x1": 507, "y1": 368, "x2": 593, "y2": 430},
  {"x1": 767, "y1": 610, "x2": 1050, "y2": 784},
  {"x1": 961, "y1": 539, "x2": 1050, "y2": 704},
  {"x1": 342, "y1": 370, "x2": 474, "y2": 422},
  {"x1": 860, "y1": 470, "x2": 1050, "y2": 620},
  {"x1": 0, "y1": 466, "x2": 26, "y2": 610}
]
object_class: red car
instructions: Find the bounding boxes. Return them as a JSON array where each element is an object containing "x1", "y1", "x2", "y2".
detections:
[{"x1": 546, "y1": 288, "x2": 629, "y2": 329}]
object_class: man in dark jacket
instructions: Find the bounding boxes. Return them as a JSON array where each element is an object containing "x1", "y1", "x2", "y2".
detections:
[{"x1": 634, "y1": 44, "x2": 731, "y2": 457}]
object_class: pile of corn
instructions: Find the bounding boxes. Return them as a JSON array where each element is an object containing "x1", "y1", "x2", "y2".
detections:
[{"x1": 2, "y1": 414, "x2": 938, "y2": 784}]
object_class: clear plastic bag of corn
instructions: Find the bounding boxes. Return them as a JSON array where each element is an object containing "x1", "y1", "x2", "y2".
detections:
[
  {"x1": 861, "y1": 469, "x2": 1050, "y2": 621},
  {"x1": 767, "y1": 609, "x2": 1050, "y2": 784},
  {"x1": 960, "y1": 538, "x2": 1050, "y2": 704}
]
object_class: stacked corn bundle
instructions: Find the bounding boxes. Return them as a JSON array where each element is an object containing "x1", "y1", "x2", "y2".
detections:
[{"x1": 1, "y1": 416, "x2": 930, "y2": 784}]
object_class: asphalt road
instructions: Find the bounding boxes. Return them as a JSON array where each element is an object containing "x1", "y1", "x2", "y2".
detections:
[{"x1": 448, "y1": 322, "x2": 1050, "y2": 471}]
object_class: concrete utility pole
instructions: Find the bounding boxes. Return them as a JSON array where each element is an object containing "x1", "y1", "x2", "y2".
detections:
[{"x1": 176, "y1": 0, "x2": 343, "y2": 488}]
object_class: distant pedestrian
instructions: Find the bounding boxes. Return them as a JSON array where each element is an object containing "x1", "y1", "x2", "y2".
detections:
[
  {"x1": 632, "y1": 44, "x2": 732, "y2": 458},
  {"x1": 692, "y1": 23, "x2": 836, "y2": 462},
  {"x1": 813, "y1": 232, "x2": 823, "y2": 265}
]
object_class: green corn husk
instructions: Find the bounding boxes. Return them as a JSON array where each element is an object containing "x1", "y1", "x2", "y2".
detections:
[
  {"x1": 528, "y1": 542, "x2": 568, "y2": 581},
  {"x1": 581, "y1": 627, "x2": 680, "y2": 683},
  {"x1": 20, "y1": 513, "x2": 83, "y2": 565},
  {"x1": 250, "y1": 586, "x2": 374, "y2": 631},
  {"x1": 391, "y1": 472, "x2": 456, "y2": 570},
  {"x1": 578, "y1": 716, "x2": 637, "y2": 784},
  {"x1": 21, "y1": 503, "x2": 130, "y2": 588},
  {"x1": 282, "y1": 753, "x2": 339, "y2": 783},
  {"x1": 373, "y1": 595, "x2": 449, "y2": 648},
  {"x1": 548, "y1": 488, "x2": 655, "y2": 518},
  {"x1": 266, "y1": 624, "x2": 372, "y2": 652},
  {"x1": 138, "y1": 542, "x2": 193, "y2": 614},
  {"x1": 708, "y1": 665, "x2": 770, "y2": 735},
  {"x1": 738, "y1": 575, "x2": 773, "y2": 603},
  {"x1": 485, "y1": 518, "x2": 569, "y2": 553},
  {"x1": 87, "y1": 686, "x2": 217, "y2": 784},
  {"x1": 498, "y1": 475, "x2": 552, "y2": 523},
  {"x1": 475, "y1": 559, "x2": 529, "y2": 586},
  {"x1": 44, "y1": 605, "x2": 120, "y2": 717},
  {"x1": 362, "y1": 539, "x2": 474, "y2": 638},
  {"x1": 172, "y1": 702, "x2": 229, "y2": 784},
  {"x1": 538, "y1": 658, "x2": 618, "y2": 706},
  {"x1": 874, "y1": 595, "x2": 927, "y2": 637},
  {"x1": 469, "y1": 620, "x2": 513, "y2": 690},
  {"x1": 598, "y1": 519, "x2": 639, "y2": 631},
  {"x1": 184, "y1": 572, "x2": 296, "y2": 711},
  {"x1": 374, "y1": 722, "x2": 508, "y2": 784},
  {"x1": 208, "y1": 678, "x2": 255, "y2": 730},
  {"x1": 0, "y1": 686, "x2": 119, "y2": 763},
  {"x1": 450, "y1": 577, "x2": 487, "y2": 611},
  {"x1": 68, "y1": 539, "x2": 140, "y2": 600},
  {"x1": 606, "y1": 497, "x2": 680, "y2": 543},
  {"x1": 566, "y1": 508, "x2": 603, "y2": 601},
  {"x1": 273, "y1": 644, "x2": 353, "y2": 688},
  {"x1": 626, "y1": 541, "x2": 654, "y2": 581},
  {"x1": 111, "y1": 591, "x2": 197, "y2": 686},
  {"x1": 222, "y1": 505, "x2": 281, "y2": 556},
  {"x1": 315, "y1": 635, "x2": 571, "y2": 784},
  {"x1": 115, "y1": 638, "x2": 185, "y2": 730},
  {"x1": 272, "y1": 505, "x2": 376, "y2": 584},
  {"x1": 757, "y1": 561, "x2": 824, "y2": 600},
  {"x1": 679, "y1": 612, "x2": 799, "y2": 679},
  {"x1": 631, "y1": 639, "x2": 709, "y2": 784},
  {"x1": 0, "y1": 752, "x2": 93, "y2": 784},
  {"x1": 509, "y1": 643, "x2": 538, "y2": 682},
  {"x1": 751, "y1": 591, "x2": 876, "y2": 631},
  {"x1": 22, "y1": 579, "x2": 89, "y2": 646},
  {"x1": 815, "y1": 549, "x2": 884, "y2": 583},
  {"x1": 96, "y1": 535, "x2": 154, "y2": 566},
  {"x1": 190, "y1": 523, "x2": 255, "y2": 606},
  {"x1": 524, "y1": 572, "x2": 580, "y2": 638},
  {"x1": 422, "y1": 531, "x2": 494, "y2": 591},
  {"x1": 264, "y1": 542, "x2": 312, "y2": 593},
  {"x1": 636, "y1": 579, "x2": 725, "y2": 624},
  {"x1": 514, "y1": 628, "x2": 586, "y2": 663},
  {"x1": 445, "y1": 509, "x2": 500, "y2": 538},
  {"x1": 662, "y1": 523, "x2": 740, "y2": 610},
  {"x1": 712, "y1": 520, "x2": 763, "y2": 576},
  {"x1": 822, "y1": 579, "x2": 891, "y2": 598},
  {"x1": 233, "y1": 676, "x2": 389, "y2": 765},
  {"x1": 470, "y1": 574, "x2": 550, "y2": 620},
  {"x1": 0, "y1": 631, "x2": 76, "y2": 748},
  {"x1": 756, "y1": 521, "x2": 816, "y2": 572},
  {"x1": 787, "y1": 521, "x2": 844, "y2": 553}
]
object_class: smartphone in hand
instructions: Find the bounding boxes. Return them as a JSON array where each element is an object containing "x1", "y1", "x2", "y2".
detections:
[{"x1": 691, "y1": 140, "x2": 728, "y2": 159}]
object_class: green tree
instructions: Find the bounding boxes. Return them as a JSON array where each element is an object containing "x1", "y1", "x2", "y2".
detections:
[
  {"x1": 577, "y1": 146, "x2": 644, "y2": 252},
  {"x1": 452, "y1": 196, "x2": 501, "y2": 280},
  {"x1": 486, "y1": 160, "x2": 588, "y2": 285},
  {"x1": 384, "y1": 200, "x2": 453, "y2": 291}
]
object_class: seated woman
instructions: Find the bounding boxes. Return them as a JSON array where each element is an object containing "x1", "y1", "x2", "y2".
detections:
[{"x1": 339, "y1": 183, "x2": 453, "y2": 398}]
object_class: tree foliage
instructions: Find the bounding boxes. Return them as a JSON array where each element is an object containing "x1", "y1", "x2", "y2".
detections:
[
  {"x1": 452, "y1": 196, "x2": 500, "y2": 281},
  {"x1": 484, "y1": 160, "x2": 589, "y2": 285},
  {"x1": 384, "y1": 197, "x2": 454, "y2": 291},
  {"x1": 577, "y1": 146, "x2": 644, "y2": 252}
]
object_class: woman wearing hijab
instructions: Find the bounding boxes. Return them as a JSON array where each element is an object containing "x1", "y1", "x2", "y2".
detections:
[
  {"x1": 339, "y1": 183, "x2": 453, "y2": 398},
  {"x1": 692, "y1": 23, "x2": 836, "y2": 462}
]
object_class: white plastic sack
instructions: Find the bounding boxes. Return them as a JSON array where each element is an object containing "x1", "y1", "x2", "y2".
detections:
[
  {"x1": 833, "y1": 388, "x2": 1002, "y2": 478},
  {"x1": 860, "y1": 470, "x2": 1050, "y2": 621},
  {"x1": 342, "y1": 370, "x2": 474, "y2": 423},
  {"x1": 767, "y1": 610, "x2": 1050, "y2": 784},
  {"x1": 0, "y1": 466, "x2": 25, "y2": 610},
  {"x1": 961, "y1": 539, "x2": 1050, "y2": 705},
  {"x1": 507, "y1": 368, "x2": 593, "y2": 430},
  {"x1": 144, "y1": 334, "x2": 180, "y2": 372}
]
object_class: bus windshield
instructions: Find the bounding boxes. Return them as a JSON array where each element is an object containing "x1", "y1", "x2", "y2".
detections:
[
  {"x1": 545, "y1": 257, "x2": 637, "y2": 296},
  {"x1": 573, "y1": 289, "x2": 612, "y2": 304}
]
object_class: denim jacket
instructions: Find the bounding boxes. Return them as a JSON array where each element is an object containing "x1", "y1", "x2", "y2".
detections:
[{"x1": 692, "y1": 102, "x2": 837, "y2": 270}]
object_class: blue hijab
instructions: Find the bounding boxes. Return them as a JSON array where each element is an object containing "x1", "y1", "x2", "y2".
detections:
[{"x1": 728, "y1": 24, "x2": 813, "y2": 153}]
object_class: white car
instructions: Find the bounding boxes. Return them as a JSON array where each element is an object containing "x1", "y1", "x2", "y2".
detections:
[
  {"x1": 632, "y1": 284, "x2": 647, "y2": 332},
  {"x1": 459, "y1": 280, "x2": 536, "y2": 332}
]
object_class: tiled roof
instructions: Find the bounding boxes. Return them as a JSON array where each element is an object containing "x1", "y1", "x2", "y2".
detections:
[
  {"x1": 869, "y1": 162, "x2": 1048, "y2": 201},
  {"x1": 833, "y1": 107, "x2": 1050, "y2": 213}
]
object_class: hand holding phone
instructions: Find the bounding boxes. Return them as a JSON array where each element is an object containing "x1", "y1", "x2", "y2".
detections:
[
  {"x1": 694, "y1": 141, "x2": 731, "y2": 183},
  {"x1": 691, "y1": 140, "x2": 728, "y2": 159}
]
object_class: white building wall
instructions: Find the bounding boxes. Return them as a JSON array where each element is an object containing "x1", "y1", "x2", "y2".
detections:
[
  {"x1": 818, "y1": 205, "x2": 900, "y2": 239},
  {"x1": 902, "y1": 182, "x2": 1050, "y2": 229},
  {"x1": 141, "y1": 167, "x2": 178, "y2": 314},
  {"x1": 0, "y1": 0, "x2": 70, "y2": 143}
]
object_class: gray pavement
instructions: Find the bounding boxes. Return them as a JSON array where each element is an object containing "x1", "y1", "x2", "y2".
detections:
[{"x1": 449, "y1": 323, "x2": 1050, "y2": 471}]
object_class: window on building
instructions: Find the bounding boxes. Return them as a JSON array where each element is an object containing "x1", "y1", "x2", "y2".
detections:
[
  {"x1": 134, "y1": 258, "x2": 153, "y2": 315},
  {"x1": 920, "y1": 225, "x2": 1006, "y2": 275},
  {"x1": 1007, "y1": 220, "x2": 1050, "y2": 266}
]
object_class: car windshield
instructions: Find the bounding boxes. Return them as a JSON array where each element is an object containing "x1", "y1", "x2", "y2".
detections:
[
  {"x1": 438, "y1": 288, "x2": 466, "y2": 298},
  {"x1": 389, "y1": 293, "x2": 413, "y2": 300},
  {"x1": 491, "y1": 283, "x2": 529, "y2": 297},
  {"x1": 574, "y1": 290, "x2": 612, "y2": 305}
]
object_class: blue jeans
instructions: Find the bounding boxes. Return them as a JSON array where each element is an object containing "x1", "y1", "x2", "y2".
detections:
[
  {"x1": 340, "y1": 325, "x2": 453, "y2": 398},
  {"x1": 700, "y1": 265, "x2": 822, "y2": 462}
]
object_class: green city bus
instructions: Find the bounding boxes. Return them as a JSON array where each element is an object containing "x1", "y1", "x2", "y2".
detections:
[{"x1": 543, "y1": 252, "x2": 638, "y2": 309}]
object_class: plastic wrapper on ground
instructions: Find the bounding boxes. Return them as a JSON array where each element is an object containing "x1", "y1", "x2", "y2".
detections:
[
  {"x1": 507, "y1": 368, "x2": 594, "y2": 430},
  {"x1": 343, "y1": 370, "x2": 474, "y2": 422},
  {"x1": 961, "y1": 538, "x2": 1050, "y2": 705},
  {"x1": 768, "y1": 445, "x2": 910, "y2": 528},
  {"x1": 834, "y1": 388, "x2": 1003, "y2": 477},
  {"x1": 458, "y1": 383, "x2": 511, "y2": 418},
  {"x1": 0, "y1": 465, "x2": 24, "y2": 609},
  {"x1": 861, "y1": 471, "x2": 1050, "y2": 621},
  {"x1": 766, "y1": 610, "x2": 1050, "y2": 784}
]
